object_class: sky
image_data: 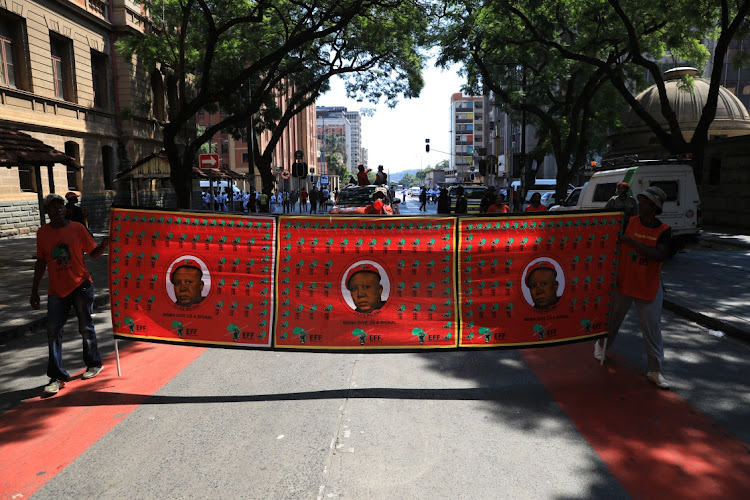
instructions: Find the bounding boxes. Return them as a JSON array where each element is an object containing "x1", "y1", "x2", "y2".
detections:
[{"x1": 315, "y1": 63, "x2": 467, "y2": 176}]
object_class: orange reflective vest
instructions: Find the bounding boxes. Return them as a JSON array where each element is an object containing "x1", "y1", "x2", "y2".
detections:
[{"x1": 617, "y1": 216, "x2": 669, "y2": 300}]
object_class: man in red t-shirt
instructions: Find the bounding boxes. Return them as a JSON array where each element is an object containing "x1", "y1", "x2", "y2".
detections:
[{"x1": 31, "y1": 194, "x2": 110, "y2": 395}]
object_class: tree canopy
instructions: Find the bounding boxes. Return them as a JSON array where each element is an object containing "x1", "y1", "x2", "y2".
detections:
[
  {"x1": 118, "y1": 0, "x2": 430, "y2": 206},
  {"x1": 434, "y1": 0, "x2": 750, "y2": 195}
]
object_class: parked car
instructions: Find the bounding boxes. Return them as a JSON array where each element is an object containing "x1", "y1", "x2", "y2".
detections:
[
  {"x1": 328, "y1": 185, "x2": 401, "y2": 215},
  {"x1": 539, "y1": 191, "x2": 565, "y2": 208}
]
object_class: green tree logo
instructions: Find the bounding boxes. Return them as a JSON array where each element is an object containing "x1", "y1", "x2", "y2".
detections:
[
  {"x1": 479, "y1": 326, "x2": 493, "y2": 343},
  {"x1": 412, "y1": 327, "x2": 426, "y2": 344},
  {"x1": 293, "y1": 326, "x2": 308, "y2": 344},
  {"x1": 227, "y1": 324, "x2": 241, "y2": 342},
  {"x1": 353, "y1": 328, "x2": 367, "y2": 345},
  {"x1": 533, "y1": 324, "x2": 547, "y2": 340}
]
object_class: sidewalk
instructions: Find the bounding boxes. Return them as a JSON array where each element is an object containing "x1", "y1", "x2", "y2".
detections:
[
  {"x1": 662, "y1": 227, "x2": 750, "y2": 341},
  {"x1": 0, "y1": 232, "x2": 110, "y2": 342},
  {"x1": 1, "y1": 227, "x2": 748, "y2": 344}
]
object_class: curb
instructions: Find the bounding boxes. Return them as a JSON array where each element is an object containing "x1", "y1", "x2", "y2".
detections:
[
  {"x1": 0, "y1": 293, "x2": 110, "y2": 344},
  {"x1": 663, "y1": 298, "x2": 750, "y2": 345}
]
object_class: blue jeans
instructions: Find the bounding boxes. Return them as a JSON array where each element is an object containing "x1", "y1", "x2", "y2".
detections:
[{"x1": 46, "y1": 281, "x2": 103, "y2": 381}]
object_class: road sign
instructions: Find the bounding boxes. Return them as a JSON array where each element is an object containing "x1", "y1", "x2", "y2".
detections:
[
  {"x1": 320, "y1": 174, "x2": 329, "y2": 185},
  {"x1": 281, "y1": 170, "x2": 291, "y2": 179},
  {"x1": 199, "y1": 154, "x2": 219, "y2": 169}
]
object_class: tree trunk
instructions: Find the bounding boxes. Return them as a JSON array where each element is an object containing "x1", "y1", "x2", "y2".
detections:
[{"x1": 163, "y1": 124, "x2": 192, "y2": 209}]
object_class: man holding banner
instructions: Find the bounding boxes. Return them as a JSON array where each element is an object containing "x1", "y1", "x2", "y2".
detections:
[{"x1": 594, "y1": 187, "x2": 672, "y2": 390}]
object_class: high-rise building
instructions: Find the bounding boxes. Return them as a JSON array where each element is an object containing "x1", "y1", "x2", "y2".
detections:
[
  {"x1": 316, "y1": 106, "x2": 364, "y2": 173},
  {"x1": 449, "y1": 93, "x2": 484, "y2": 183}
]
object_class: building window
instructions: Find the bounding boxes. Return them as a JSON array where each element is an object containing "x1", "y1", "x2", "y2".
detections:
[
  {"x1": 50, "y1": 34, "x2": 76, "y2": 102},
  {"x1": 91, "y1": 50, "x2": 109, "y2": 109},
  {"x1": 102, "y1": 145, "x2": 114, "y2": 190},
  {"x1": 18, "y1": 166, "x2": 33, "y2": 192},
  {"x1": 65, "y1": 141, "x2": 80, "y2": 190},
  {"x1": 0, "y1": 12, "x2": 30, "y2": 91}
]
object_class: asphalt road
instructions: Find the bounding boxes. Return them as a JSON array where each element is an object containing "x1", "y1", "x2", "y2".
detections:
[{"x1": 2, "y1": 299, "x2": 748, "y2": 499}]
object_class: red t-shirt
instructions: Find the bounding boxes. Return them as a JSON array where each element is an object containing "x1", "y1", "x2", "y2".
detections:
[
  {"x1": 525, "y1": 205, "x2": 547, "y2": 212},
  {"x1": 487, "y1": 204, "x2": 510, "y2": 213},
  {"x1": 36, "y1": 221, "x2": 97, "y2": 297},
  {"x1": 617, "y1": 216, "x2": 670, "y2": 300},
  {"x1": 357, "y1": 170, "x2": 371, "y2": 186}
]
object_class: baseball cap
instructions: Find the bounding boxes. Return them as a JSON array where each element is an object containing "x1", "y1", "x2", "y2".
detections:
[
  {"x1": 638, "y1": 186, "x2": 667, "y2": 214},
  {"x1": 170, "y1": 259, "x2": 204, "y2": 282},
  {"x1": 617, "y1": 182, "x2": 629, "y2": 189},
  {"x1": 344, "y1": 263, "x2": 381, "y2": 289},
  {"x1": 43, "y1": 193, "x2": 66, "y2": 207},
  {"x1": 65, "y1": 191, "x2": 79, "y2": 200},
  {"x1": 525, "y1": 260, "x2": 558, "y2": 285}
]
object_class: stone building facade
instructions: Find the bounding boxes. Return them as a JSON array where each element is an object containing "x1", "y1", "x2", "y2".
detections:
[{"x1": 0, "y1": 0, "x2": 165, "y2": 236}]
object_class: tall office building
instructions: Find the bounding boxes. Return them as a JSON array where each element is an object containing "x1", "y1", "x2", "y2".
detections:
[
  {"x1": 316, "y1": 106, "x2": 364, "y2": 173},
  {"x1": 449, "y1": 93, "x2": 484, "y2": 183}
]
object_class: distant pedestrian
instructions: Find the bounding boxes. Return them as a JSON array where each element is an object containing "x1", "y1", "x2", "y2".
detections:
[
  {"x1": 64, "y1": 192, "x2": 88, "y2": 227},
  {"x1": 31, "y1": 194, "x2": 109, "y2": 395},
  {"x1": 487, "y1": 195, "x2": 510, "y2": 214},
  {"x1": 480, "y1": 187, "x2": 496, "y2": 214},
  {"x1": 419, "y1": 186, "x2": 427, "y2": 211},
  {"x1": 525, "y1": 192, "x2": 547, "y2": 212},
  {"x1": 309, "y1": 186, "x2": 319, "y2": 213},
  {"x1": 454, "y1": 186, "x2": 468, "y2": 214},
  {"x1": 594, "y1": 187, "x2": 672, "y2": 390},
  {"x1": 437, "y1": 187, "x2": 451, "y2": 214},
  {"x1": 299, "y1": 188, "x2": 308, "y2": 212},
  {"x1": 606, "y1": 182, "x2": 639, "y2": 219}
]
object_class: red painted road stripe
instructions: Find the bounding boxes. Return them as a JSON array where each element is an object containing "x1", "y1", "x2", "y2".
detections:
[
  {"x1": 0, "y1": 341, "x2": 205, "y2": 499},
  {"x1": 521, "y1": 343, "x2": 750, "y2": 499}
]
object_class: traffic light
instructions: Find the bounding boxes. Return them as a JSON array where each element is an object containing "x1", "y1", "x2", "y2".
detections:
[
  {"x1": 292, "y1": 162, "x2": 308, "y2": 178},
  {"x1": 478, "y1": 159, "x2": 487, "y2": 176},
  {"x1": 425, "y1": 138, "x2": 430, "y2": 153}
]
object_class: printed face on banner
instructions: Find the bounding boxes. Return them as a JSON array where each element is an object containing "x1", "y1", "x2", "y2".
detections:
[
  {"x1": 108, "y1": 209, "x2": 275, "y2": 346},
  {"x1": 457, "y1": 214, "x2": 623, "y2": 347},
  {"x1": 274, "y1": 216, "x2": 459, "y2": 349}
]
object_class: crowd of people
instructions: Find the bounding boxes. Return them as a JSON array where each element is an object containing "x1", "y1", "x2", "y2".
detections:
[{"x1": 200, "y1": 186, "x2": 337, "y2": 214}]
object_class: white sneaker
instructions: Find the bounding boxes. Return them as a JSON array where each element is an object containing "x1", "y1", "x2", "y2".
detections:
[
  {"x1": 43, "y1": 379, "x2": 66, "y2": 394},
  {"x1": 647, "y1": 371, "x2": 670, "y2": 390},
  {"x1": 82, "y1": 366, "x2": 103, "y2": 380},
  {"x1": 593, "y1": 339, "x2": 606, "y2": 361}
]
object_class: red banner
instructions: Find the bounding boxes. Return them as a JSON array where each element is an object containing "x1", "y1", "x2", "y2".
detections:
[
  {"x1": 107, "y1": 208, "x2": 621, "y2": 351},
  {"x1": 274, "y1": 216, "x2": 459, "y2": 349},
  {"x1": 457, "y1": 213, "x2": 623, "y2": 347},
  {"x1": 109, "y1": 209, "x2": 275, "y2": 347}
]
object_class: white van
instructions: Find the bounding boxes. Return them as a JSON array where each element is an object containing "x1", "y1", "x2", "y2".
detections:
[
  {"x1": 199, "y1": 179, "x2": 243, "y2": 196},
  {"x1": 552, "y1": 162, "x2": 701, "y2": 237}
]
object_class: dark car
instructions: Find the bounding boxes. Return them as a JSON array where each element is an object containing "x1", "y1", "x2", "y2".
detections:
[{"x1": 328, "y1": 185, "x2": 400, "y2": 215}]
